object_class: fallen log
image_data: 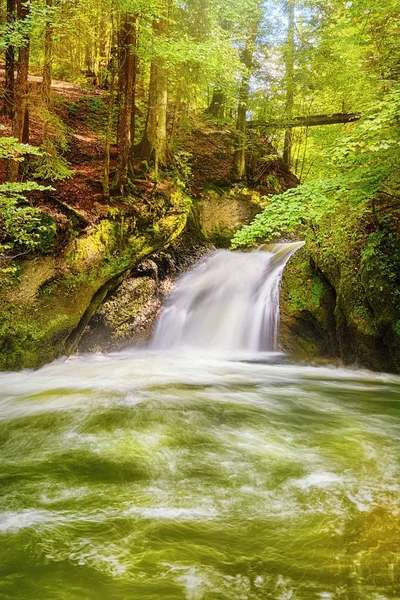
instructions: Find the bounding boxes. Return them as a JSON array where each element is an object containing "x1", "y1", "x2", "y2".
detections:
[{"x1": 250, "y1": 112, "x2": 361, "y2": 129}]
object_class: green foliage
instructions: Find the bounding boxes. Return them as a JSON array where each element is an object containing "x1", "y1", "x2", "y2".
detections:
[
  {"x1": 0, "y1": 139, "x2": 56, "y2": 257},
  {"x1": 0, "y1": 6, "x2": 32, "y2": 51},
  {"x1": 361, "y1": 229, "x2": 400, "y2": 296},
  {"x1": 170, "y1": 151, "x2": 193, "y2": 186},
  {"x1": 0, "y1": 183, "x2": 56, "y2": 256},
  {"x1": 30, "y1": 105, "x2": 74, "y2": 181},
  {"x1": 0, "y1": 200, "x2": 57, "y2": 256},
  {"x1": 0, "y1": 137, "x2": 42, "y2": 161},
  {"x1": 394, "y1": 321, "x2": 400, "y2": 336},
  {"x1": 33, "y1": 140, "x2": 75, "y2": 181},
  {"x1": 232, "y1": 84, "x2": 400, "y2": 248},
  {"x1": 80, "y1": 96, "x2": 109, "y2": 131},
  {"x1": 231, "y1": 178, "x2": 338, "y2": 248}
]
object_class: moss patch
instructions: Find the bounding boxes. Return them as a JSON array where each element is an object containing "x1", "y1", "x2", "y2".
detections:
[
  {"x1": 0, "y1": 193, "x2": 191, "y2": 371},
  {"x1": 280, "y1": 201, "x2": 400, "y2": 373}
]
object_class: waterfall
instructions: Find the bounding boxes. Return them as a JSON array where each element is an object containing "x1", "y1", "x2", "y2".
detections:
[{"x1": 151, "y1": 242, "x2": 304, "y2": 352}]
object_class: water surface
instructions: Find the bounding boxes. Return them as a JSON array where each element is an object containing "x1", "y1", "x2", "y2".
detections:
[{"x1": 0, "y1": 350, "x2": 399, "y2": 599}]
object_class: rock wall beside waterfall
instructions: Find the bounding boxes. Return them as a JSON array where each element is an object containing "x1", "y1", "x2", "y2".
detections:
[
  {"x1": 0, "y1": 191, "x2": 191, "y2": 371},
  {"x1": 196, "y1": 189, "x2": 262, "y2": 246},
  {"x1": 77, "y1": 191, "x2": 264, "y2": 353},
  {"x1": 280, "y1": 213, "x2": 400, "y2": 373}
]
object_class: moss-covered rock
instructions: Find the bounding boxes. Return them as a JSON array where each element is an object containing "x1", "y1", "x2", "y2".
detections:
[
  {"x1": 0, "y1": 192, "x2": 191, "y2": 371},
  {"x1": 197, "y1": 188, "x2": 262, "y2": 247},
  {"x1": 280, "y1": 247, "x2": 338, "y2": 358},
  {"x1": 280, "y1": 207, "x2": 400, "y2": 373},
  {"x1": 78, "y1": 273, "x2": 158, "y2": 352}
]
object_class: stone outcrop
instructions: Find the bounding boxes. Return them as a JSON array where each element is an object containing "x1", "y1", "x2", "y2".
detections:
[
  {"x1": 0, "y1": 192, "x2": 191, "y2": 370},
  {"x1": 280, "y1": 220, "x2": 400, "y2": 373}
]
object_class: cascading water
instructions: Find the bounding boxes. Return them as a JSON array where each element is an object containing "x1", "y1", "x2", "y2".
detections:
[
  {"x1": 152, "y1": 242, "x2": 304, "y2": 352},
  {"x1": 1, "y1": 241, "x2": 399, "y2": 600}
]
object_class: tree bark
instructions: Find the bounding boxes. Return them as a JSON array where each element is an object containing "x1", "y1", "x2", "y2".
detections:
[
  {"x1": 138, "y1": 0, "x2": 169, "y2": 174},
  {"x1": 42, "y1": 0, "x2": 53, "y2": 103},
  {"x1": 250, "y1": 112, "x2": 361, "y2": 129},
  {"x1": 283, "y1": 0, "x2": 295, "y2": 167},
  {"x1": 104, "y1": 52, "x2": 116, "y2": 199},
  {"x1": 3, "y1": 0, "x2": 16, "y2": 118},
  {"x1": 14, "y1": 0, "x2": 30, "y2": 141},
  {"x1": 116, "y1": 12, "x2": 137, "y2": 191},
  {"x1": 128, "y1": 34, "x2": 138, "y2": 171},
  {"x1": 7, "y1": 0, "x2": 30, "y2": 181},
  {"x1": 205, "y1": 88, "x2": 226, "y2": 119},
  {"x1": 232, "y1": 20, "x2": 259, "y2": 181}
]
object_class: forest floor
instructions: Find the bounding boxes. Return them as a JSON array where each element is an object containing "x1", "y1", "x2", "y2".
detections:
[
  {"x1": 0, "y1": 70, "x2": 298, "y2": 232},
  {"x1": 0, "y1": 70, "x2": 112, "y2": 224}
]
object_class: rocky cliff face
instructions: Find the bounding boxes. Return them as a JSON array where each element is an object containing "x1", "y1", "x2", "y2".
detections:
[
  {"x1": 0, "y1": 191, "x2": 191, "y2": 371},
  {"x1": 280, "y1": 211, "x2": 400, "y2": 373},
  {"x1": 76, "y1": 189, "x2": 262, "y2": 353}
]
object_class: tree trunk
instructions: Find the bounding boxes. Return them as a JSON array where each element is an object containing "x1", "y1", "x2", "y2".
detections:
[
  {"x1": 42, "y1": 0, "x2": 53, "y2": 103},
  {"x1": 250, "y1": 112, "x2": 361, "y2": 129},
  {"x1": 116, "y1": 12, "x2": 137, "y2": 191},
  {"x1": 3, "y1": 0, "x2": 16, "y2": 118},
  {"x1": 232, "y1": 24, "x2": 259, "y2": 181},
  {"x1": 98, "y1": 11, "x2": 109, "y2": 86},
  {"x1": 283, "y1": 0, "x2": 295, "y2": 168},
  {"x1": 147, "y1": 59, "x2": 168, "y2": 173},
  {"x1": 7, "y1": 0, "x2": 30, "y2": 181},
  {"x1": 205, "y1": 87, "x2": 226, "y2": 119},
  {"x1": 104, "y1": 52, "x2": 116, "y2": 199},
  {"x1": 128, "y1": 33, "x2": 138, "y2": 172},
  {"x1": 138, "y1": 0, "x2": 169, "y2": 174}
]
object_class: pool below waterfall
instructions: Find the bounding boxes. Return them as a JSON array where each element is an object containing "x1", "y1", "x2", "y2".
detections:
[{"x1": 0, "y1": 350, "x2": 399, "y2": 599}]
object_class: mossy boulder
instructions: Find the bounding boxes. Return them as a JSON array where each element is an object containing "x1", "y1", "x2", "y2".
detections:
[
  {"x1": 197, "y1": 188, "x2": 262, "y2": 247},
  {"x1": 280, "y1": 247, "x2": 338, "y2": 358},
  {"x1": 78, "y1": 270, "x2": 159, "y2": 352},
  {"x1": 280, "y1": 211, "x2": 400, "y2": 373},
  {"x1": 0, "y1": 192, "x2": 191, "y2": 371}
]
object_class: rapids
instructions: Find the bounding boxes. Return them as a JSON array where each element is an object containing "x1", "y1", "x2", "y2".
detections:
[{"x1": 0, "y1": 249, "x2": 399, "y2": 599}]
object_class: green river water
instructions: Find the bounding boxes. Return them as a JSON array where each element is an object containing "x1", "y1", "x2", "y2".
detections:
[{"x1": 0, "y1": 350, "x2": 399, "y2": 599}]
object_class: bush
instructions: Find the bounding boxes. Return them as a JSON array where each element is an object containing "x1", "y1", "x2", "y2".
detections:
[{"x1": 0, "y1": 140, "x2": 56, "y2": 258}]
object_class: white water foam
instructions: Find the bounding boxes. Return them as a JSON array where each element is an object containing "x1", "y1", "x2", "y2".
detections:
[{"x1": 151, "y1": 243, "x2": 304, "y2": 353}]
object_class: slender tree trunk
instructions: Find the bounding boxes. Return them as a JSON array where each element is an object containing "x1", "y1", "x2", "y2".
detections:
[
  {"x1": 283, "y1": 0, "x2": 295, "y2": 168},
  {"x1": 138, "y1": 0, "x2": 169, "y2": 174},
  {"x1": 169, "y1": 85, "x2": 183, "y2": 145},
  {"x1": 85, "y1": 39, "x2": 93, "y2": 73},
  {"x1": 99, "y1": 13, "x2": 108, "y2": 59},
  {"x1": 98, "y1": 11, "x2": 109, "y2": 86},
  {"x1": 232, "y1": 27, "x2": 258, "y2": 181},
  {"x1": 116, "y1": 12, "x2": 137, "y2": 191},
  {"x1": 42, "y1": 0, "x2": 53, "y2": 103},
  {"x1": 3, "y1": 0, "x2": 16, "y2": 118},
  {"x1": 104, "y1": 53, "x2": 116, "y2": 199},
  {"x1": 7, "y1": 0, "x2": 30, "y2": 181},
  {"x1": 147, "y1": 58, "x2": 168, "y2": 173},
  {"x1": 128, "y1": 25, "x2": 138, "y2": 174}
]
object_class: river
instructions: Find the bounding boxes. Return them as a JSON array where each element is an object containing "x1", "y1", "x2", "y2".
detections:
[
  {"x1": 0, "y1": 350, "x2": 399, "y2": 599},
  {"x1": 0, "y1": 247, "x2": 399, "y2": 599}
]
